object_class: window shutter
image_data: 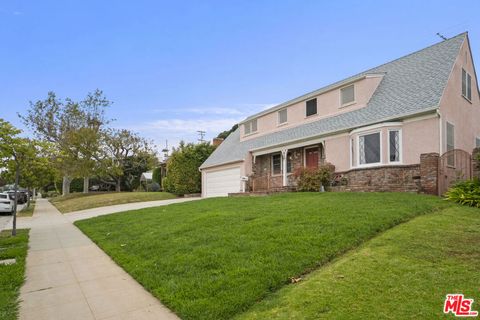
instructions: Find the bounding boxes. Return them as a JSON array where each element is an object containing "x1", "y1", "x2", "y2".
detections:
[
  {"x1": 251, "y1": 119, "x2": 257, "y2": 132},
  {"x1": 462, "y1": 69, "x2": 467, "y2": 97}
]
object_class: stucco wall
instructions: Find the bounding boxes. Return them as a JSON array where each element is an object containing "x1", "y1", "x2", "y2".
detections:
[
  {"x1": 240, "y1": 75, "x2": 383, "y2": 141},
  {"x1": 439, "y1": 36, "x2": 480, "y2": 153}
]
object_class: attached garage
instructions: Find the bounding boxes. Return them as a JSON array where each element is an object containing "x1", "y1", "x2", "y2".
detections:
[{"x1": 203, "y1": 166, "x2": 241, "y2": 197}]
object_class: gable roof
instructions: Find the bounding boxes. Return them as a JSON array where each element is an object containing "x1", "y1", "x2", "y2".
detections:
[{"x1": 201, "y1": 33, "x2": 466, "y2": 170}]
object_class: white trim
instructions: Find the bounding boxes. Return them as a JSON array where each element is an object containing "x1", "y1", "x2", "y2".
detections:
[
  {"x1": 350, "y1": 122, "x2": 402, "y2": 135},
  {"x1": 271, "y1": 152, "x2": 282, "y2": 176},
  {"x1": 281, "y1": 149, "x2": 288, "y2": 186},
  {"x1": 356, "y1": 130, "x2": 383, "y2": 168},
  {"x1": 200, "y1": 160, "x2": 244, "y2": 171},
  {"x1": 252, "y1": 136, "x2": 332, "y2": 157},
  {"x1": 387, "y1": 128, "x2": 403, "y2": 164}
]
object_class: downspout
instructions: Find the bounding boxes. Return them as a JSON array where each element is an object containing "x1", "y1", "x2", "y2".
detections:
[{"x1": 437, "y1": 109, "x2": 443, "y2": 154}]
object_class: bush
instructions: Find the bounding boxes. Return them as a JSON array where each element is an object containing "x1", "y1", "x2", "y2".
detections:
[
  {"x1": 293, "y1": 163, "x2": 335, "y2": 192},
  {"x1": 148, "y1": 182, "x2": 161, "y2": 192},
  {"x1": 164, "y1": 142, "x2": 216, "y2": 195},
  {"x1": 445, "y1": 179, "x2": 480, "y2": 208},
  {"x1": 152, "y1": 167, "x2": 161, "y2": 184}
]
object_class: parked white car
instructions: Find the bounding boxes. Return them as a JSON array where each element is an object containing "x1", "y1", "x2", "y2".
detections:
[{"x1": 0, "y1": 193, "x2": 14, "y2": 214}]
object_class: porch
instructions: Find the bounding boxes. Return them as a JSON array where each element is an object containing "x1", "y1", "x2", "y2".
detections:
[{"x1": 249, "y1": 143, "x2": 326, "y2": 192}]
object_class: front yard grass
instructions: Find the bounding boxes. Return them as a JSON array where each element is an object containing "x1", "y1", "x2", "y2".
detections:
[
  {"x1": 238, "y1": 205, "x2": 480, "y2": 319},
  {"x1": 50, "y1": 191, "x2": 177, "y2": 213},
  {"x1": 0, "y1": 229, "x2": 29, "y2": 320},
  {"x1": 75, "y1": 192, "x2": 448, "y2": 320}
]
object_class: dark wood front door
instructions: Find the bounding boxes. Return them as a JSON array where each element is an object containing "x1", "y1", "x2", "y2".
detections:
[{"x1": 305, "y1": 148, "x2": 319, "y2": 169}]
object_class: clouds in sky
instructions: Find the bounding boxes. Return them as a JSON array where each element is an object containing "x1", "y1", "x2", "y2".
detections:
[{"x1": 120, "y1": 103, "x2": 276, "y2": 153}]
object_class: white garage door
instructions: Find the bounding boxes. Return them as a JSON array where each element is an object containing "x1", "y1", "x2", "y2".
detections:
[{"x1": 205, "y1": 167, "x2": 241, "y2": 197}]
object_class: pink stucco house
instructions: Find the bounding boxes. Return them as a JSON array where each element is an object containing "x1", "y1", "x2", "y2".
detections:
[{"x1": 200, "y1": 32, "x2": 480, "y2": 197}]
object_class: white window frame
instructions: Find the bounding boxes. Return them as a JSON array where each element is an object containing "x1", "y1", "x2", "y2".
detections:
[
  {"x1": 271, "y1": 153, "x2": 282, "y2": 176},
  {"x1": 357, "y1": 130, "x2": 382, "y2": 168},
  {"x1": 462, "y1": 68, "x2": 472, "y2": 102},
  {"x1": 244, "y1": 119, "x2": 258, "y2": 135},
  {"x1": 387, "y1": 129, "x2": 402, "y2": 164},
  {"x1": 340, "y1": 84, "x2": 355, "y2": 107},
  {"x1": 278, "y1": 109, "x2": 288, "y2": 125}
]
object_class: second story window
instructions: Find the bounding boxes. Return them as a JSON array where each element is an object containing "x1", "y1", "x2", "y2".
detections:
[
  {"x1": 341, "y1": 84, "x2": 355, "y2": 106},
  {"x1": 476, "y1": 137, "x2": 480, "y2": 148},
  {"x1": 462, "y1": 68, "x2": 472, "y2": 101},
  {"x1": 306, "y1": 98, "x2": 317, "y2": 117},
  {"x1": 244, "y1": 119, "x2": 257, "y2": 135},
  {"x1": 278, "y1": 109, "x2": 287, "y2": 124}
]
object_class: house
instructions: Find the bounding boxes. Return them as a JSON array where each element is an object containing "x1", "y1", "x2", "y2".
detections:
[{"x1": 200, "y1": 32, "x2": 480, "y2": 197}]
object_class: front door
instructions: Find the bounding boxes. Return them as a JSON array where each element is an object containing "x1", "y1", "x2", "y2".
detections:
[{"x1": 305, "y1": 148, "x2": 319, "y2": 169}]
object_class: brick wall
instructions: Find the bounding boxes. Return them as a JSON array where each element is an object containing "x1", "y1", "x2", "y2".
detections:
[
  {"x1": 419, "y1": 153, "x2": 439, "y2": 195},
  {"x1": 330, "y1": 165, "x2": 421, "y2": 193},
  {"x1": 473, "y1": 148, "x2": 480, "y2": 179}
]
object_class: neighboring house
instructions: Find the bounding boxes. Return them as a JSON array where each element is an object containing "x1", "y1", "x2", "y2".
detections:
[{"x1": 200, "y1": 32, "x2": 480, "y2": 197}]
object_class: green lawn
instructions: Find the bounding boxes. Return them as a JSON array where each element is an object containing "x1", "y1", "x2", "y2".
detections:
[
  {"x1": 17, "y1": 201, "x2": 35, "y2": 217},
  {"x1": 50, "y1": 191, "x2": 177, "y2": 213},
  {"x1": 238, "y1": 205, "x2": 480, "y2": 319},
  {"x1": 0, "y1": 229, "x2": 29, "y2": 320},
  {"x1": 75, "y1": 192, "x2": 448, "y2": 320}
]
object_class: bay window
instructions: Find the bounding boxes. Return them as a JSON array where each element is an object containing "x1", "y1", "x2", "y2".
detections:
[{"x1": 358, "y1": 132, "x2": 381, "y2": 165}]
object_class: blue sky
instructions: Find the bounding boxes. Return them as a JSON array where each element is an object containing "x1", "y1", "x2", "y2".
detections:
[{"x1": 1, "y1": 1, "x2": 479, "y2": 150}]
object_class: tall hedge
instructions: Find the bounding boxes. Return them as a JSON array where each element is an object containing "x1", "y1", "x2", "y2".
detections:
[
  {"x1": 152, "y1": 167, "x2": 161, "y2": 184},
  {"x1": 163, "y1": 142, "x2": 215, "y2": 195}
]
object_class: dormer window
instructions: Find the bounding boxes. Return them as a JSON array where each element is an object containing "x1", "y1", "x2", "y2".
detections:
[
  {"x1": 306, "y1": 98, "x2": 317, "y2": 117},
  {"x1": 244, "y1": 119, "x2": 257, "y2": 135},
  {"x1": 462, "y1": 68, "x2": 472, "y2": 101},
  {"x1": 278, "y1": 109, "x2": 287, "y2": 124},
  {"x1": 341, "y1": 84, "x2": 355, "y2": 106}
]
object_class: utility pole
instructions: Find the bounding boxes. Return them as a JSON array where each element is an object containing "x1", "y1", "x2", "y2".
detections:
[{"x1": 197, "y1": 130, "x2": 206, "y2": 143}]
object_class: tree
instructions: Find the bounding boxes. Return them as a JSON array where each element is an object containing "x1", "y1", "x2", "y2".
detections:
[
  {"x1": 0, "y1": 119, "x2": 30, "y2": 235},
  {"x1": 98, "y1": 129, "x2": 158, "y2": 192},
  {"x1": 163, "y1": 141, "x2": 216, "y2": 195},
  {"x1": 2, "y1": 140, "x2": 56, "y2": 206},
  {"x1": 216, "y1": 124, "x2": 238, "y2": 140},
  {"x1": 152, "y1": 167, "x2": 161, "y2": 184},
  {"x1": 20, "y1": 90, "x2": 111, "y2": 195}
]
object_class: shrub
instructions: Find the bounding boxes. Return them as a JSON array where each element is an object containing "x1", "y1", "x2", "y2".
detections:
[
  {"x1": 152, "y1": 167, "x2": 161, "y2": 184},
  {"x1": 293, "y1": 163, "x2": 335, "y2": 192},
  {"x1": 164, "y1": 141, "x2": 216, "y2": 195},
  {"x1": 148, "y1": 182, "x2": 161, "y2": 192},
  {"x1": 444, "y1": 179, "x2": 480, "y2": 208}
]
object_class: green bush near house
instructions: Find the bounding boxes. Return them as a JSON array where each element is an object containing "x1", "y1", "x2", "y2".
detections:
[
  {"x1": 445, "y1": 179, "x2": 480, "y2": 208},
  {"x1": 163, "y1": 141, "x2": 215, "y2": 195},
  {"x1": 293, "y1": 163, "x2": 335, "y2": 191}
]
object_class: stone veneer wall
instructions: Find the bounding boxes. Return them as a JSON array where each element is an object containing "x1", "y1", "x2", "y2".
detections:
[
  {"x1": 473, "y1": 148, "x2": 480, "y2": 179},
  {"x1": 330, "y1": 165, "x2": 422, "y2": 193}
]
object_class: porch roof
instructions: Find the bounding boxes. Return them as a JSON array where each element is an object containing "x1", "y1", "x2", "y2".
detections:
[{"x1": 200, "y1": 33, "x2": 466, "y2": 170}]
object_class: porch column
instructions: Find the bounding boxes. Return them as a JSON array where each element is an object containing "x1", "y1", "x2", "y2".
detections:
[{"x1": 281, "y1": 149, "x2": 288, "y2": 187}]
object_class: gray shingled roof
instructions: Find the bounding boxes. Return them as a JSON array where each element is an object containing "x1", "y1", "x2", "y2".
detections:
[{"x1": 201, "y1": 33, "x2": 466, "y2": 169}]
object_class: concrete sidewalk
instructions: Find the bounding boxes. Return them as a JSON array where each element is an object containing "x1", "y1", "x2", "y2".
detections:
[
  {"x1": 64, "y1": 197, "x2": 199, "y2": 222},
  {"x1": 19, "y1": 199, "x2": 181, "y2": 320}
]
